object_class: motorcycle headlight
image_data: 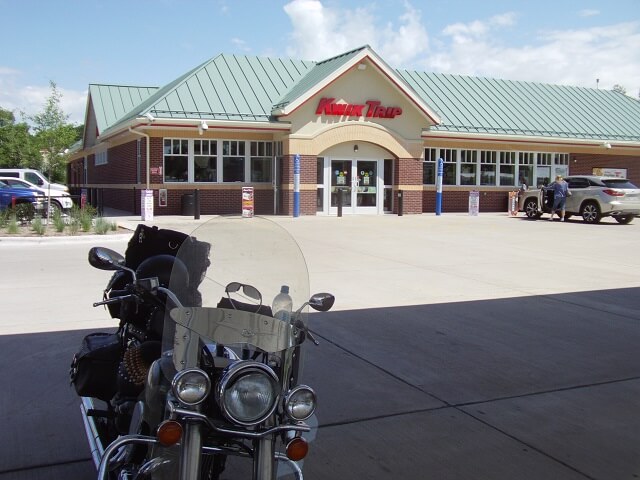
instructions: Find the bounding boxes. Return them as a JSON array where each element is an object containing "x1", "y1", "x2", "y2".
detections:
[
  {"x1": 216, "y1": 362, "x2": 279, "y2": 426},
  {"x1": 284, "y1": 385, "x2": 316, "y2": 421},
  {"x1": 172, "y1": 368, "x2": 211, "y2": 406}
]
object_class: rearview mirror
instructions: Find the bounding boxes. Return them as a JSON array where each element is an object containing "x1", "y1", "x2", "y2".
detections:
[
  {"x1": 88, "y1": 247, "x2": 126, "y2": 271},
  {"x1": 308, "y1": 293, "x2": 335, "y2": 312}
]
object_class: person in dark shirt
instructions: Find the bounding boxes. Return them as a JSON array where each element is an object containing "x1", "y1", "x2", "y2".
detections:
[{"x1": 549, "y1": 175, "x2": 570, "y2": 222}]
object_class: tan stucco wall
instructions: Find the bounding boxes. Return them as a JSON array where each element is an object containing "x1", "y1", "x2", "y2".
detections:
[
  {"x1": 283, "y1": 60, "x2": 431, "y2": 159},
  {"x1": 288, "y1": 123, "x2": 424, "y2": 159}
]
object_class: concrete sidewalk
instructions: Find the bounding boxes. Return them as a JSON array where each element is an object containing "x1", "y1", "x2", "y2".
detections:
[{"x1": 1, "y1": 210, "x2": 639, "y2": 479}]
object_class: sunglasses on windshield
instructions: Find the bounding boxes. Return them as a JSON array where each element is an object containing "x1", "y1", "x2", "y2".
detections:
[{"x1": 225, "y1": 282, "x2": 263, "y2": 312}]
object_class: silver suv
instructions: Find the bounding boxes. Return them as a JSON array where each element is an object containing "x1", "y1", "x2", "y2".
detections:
[{"x1": 518, "y1": 175, "x2": 640, "y2": 224}]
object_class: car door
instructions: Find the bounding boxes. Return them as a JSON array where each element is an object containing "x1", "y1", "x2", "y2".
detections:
[
  {"x1": 0, "y1": 182, "x2": 10, "y2": 209},
  {"x1": 566, "y1": 177, "x2": 589, "y2": 213}
]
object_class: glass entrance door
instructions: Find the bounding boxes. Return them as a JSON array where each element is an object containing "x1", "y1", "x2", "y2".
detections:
[
  {"x1": 355, "y1": 160, "x2": 378, "y2": 213},
  {"x1": 330, "y1": 160, "x2": 352, "y2": 212},
  {"x1": 329, "y1": 159, "x2": 379, "y2": 214}
]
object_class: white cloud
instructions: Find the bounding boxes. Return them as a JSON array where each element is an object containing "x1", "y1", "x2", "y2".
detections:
[
  {"x1": 425, "y1": 16, "x2": 640, "y2": 94},
  {"x1": 579, "y1": 9, "x2": 600, "y2": 17},
  {"x1": 282, "y1": 0, "x2": 428, "y2": 66},
  {"x1": 281, "y1": 2, "x2": 639, "y2": 95},
  {"x1": 378, "y1": 2, "x2": 429, "y2": 67},
  {"x1": 0, "y1": 70, "x2": 87, "y2": 125},
  {"x1": 231, "y1": 37, "x2": 251, "y2": 52}
]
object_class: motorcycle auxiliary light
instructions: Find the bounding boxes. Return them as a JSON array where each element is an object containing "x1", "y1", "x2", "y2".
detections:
[
  {"x1": 157, "y1": 420, "x2": 183, "y2": 447},
  {"x1": 286, "y1": 437, "x2": 309, "y2": 461},
  {"x1": 216, "y1": 361, "x2": 279, "y2": 426},
  {"x1": 171, "y1": 368, "x2": 211, "y2": 406},
  {"x1": 284, "y1": 385, "x2": 317, "y2": 421}
]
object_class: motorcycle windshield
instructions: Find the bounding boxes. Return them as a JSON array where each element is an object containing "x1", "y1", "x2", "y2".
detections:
[{"x1": 163, "y1": 216, "x2": 310, "y2": 373}]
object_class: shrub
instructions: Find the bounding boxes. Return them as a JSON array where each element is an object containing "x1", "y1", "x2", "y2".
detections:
[
  {"x1": 52, "y1": 209, "x2": 65, "y2": 233},
  {"x1": 31, "y1": 216, "x2": 46, "y2": 235},
  {"x1": 94, "y1": 217, "x2": 111, "y2": 235},
  {"x1": 12, "y1": 203, "x2": 36, "y2": 224},
  {"x1": 0, "y1": 209, "x2": 9, "y2": 228},
  {"x1": 6, "y1": 214, "x2": 19, "y2": 234},
  {"x1": 68, "y1": 218, "x2": 80, "y2": 235},
  {"x1": 70, "y1": 205, "x2": 97, "y2": 232}
]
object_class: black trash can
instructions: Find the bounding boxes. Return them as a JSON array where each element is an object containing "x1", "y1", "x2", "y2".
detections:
[{"x1": 181, "y1": 193, "x2": 195, "y2": 216}]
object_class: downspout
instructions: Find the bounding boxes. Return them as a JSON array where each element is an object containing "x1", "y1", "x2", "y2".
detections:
[{"x1": 129, "y1": 126, "x2": 150, "y2": 189}]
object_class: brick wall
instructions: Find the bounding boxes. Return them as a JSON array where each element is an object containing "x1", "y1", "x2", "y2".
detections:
[
  {"x1": 394, "y1": 157, "x2": 422, "y2": 214},
  {"x1": 90, "y1": 141, "x2": 138, "y2": 184},
  {"x1": 569, "y1": 153, "x2": 640, "y2": 184},
  {"x1": 278, "y1": 154, "x2": 317, "y2": 215},
  {"x1": 422, "y1": 190, "x2": 511, "y2": 213}
]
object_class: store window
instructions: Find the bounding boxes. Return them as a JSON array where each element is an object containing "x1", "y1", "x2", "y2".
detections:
[
  {"x1": 535, "y1": 152, "x2": 551, "y2": 187},
  {"x1": 422, "y1": 148, "x2": 571, "y2": 188},
  {"x1": 95, "y1": 146, "x2": 108, "y2": 166},
  {"x1": 423, "y1": 148, "x2": 436, "y2": 184},
  {"x1": 460, "y1": 149, "x2": 477, "y2": 185},
  {"x1": 500, "y1": 151, "x2": 516, "y2": 186},
  {"x1": 440, "y1": 148, "x2": 458, "y2": 185},
  {"x1": 223, "y1": 140, "x2": 245, "y2": 182},
  {"x1": 517, "y1": 151, "x2": 533, "y2": 188},
  {"x1": 384, "y1": 159, "x2": 393, "y2": 212},
  {"x1": 194, "y1": 139, "x2": 217, "y2": 182},
  {"x1": 554, "y1": 153, "x2": 569, "y2": 166},
  {"x1": 250, "y1": 141, "x2": 272, "y2": 182},
  {"x1": 163, "y1": 139, "x2": 188, "y2": 182},
  {"x1": 480, "y1": 150, "x2": 496, "y2": 185}
]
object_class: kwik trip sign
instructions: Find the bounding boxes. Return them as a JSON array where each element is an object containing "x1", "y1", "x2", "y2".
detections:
[{"x1": 315, "y1": 97, "x2": 402, "y2": 119}]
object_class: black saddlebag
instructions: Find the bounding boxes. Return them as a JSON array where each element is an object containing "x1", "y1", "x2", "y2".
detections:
[{"x1": 70, "y1": 332, "x2": 123, "y2": 401}]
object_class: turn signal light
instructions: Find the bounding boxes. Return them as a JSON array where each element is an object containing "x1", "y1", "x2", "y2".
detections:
[
  {"x1": 286, "y1": 437, "x2": 309, "y2": 461},
  {"x1": 157, "y1": 420, "x2": 183, "y2": 446}
]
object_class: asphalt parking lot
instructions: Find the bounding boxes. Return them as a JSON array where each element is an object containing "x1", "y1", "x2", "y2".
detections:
[{"x1": 1, "y1": 211, "x2": 639, "y2": 479}]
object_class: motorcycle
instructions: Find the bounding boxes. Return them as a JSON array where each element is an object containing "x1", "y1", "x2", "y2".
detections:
[{"x1": 70, "y1": 216, "x2": 335, "y2": 480}]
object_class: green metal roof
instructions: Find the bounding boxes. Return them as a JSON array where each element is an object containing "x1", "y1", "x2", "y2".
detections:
[
  {"x1": 273, "y1": 46, "x2": 367, "y2": 109},
  {"x1": 396, "y1": 71, "x2": 640, "y2": 141},
  {"x1": 101, "y1": 54, "x2": 315, "y2": 136},
  {"x1": 89, "y1": 84, "x2": 159, "y2": 133},
  {"x1": 92, "y1": 47, "x2": 640, "y2": 143}
]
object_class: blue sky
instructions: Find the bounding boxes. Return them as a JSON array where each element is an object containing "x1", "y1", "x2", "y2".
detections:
[{"x1": 1, "y1": 0, "x2": 639, "y2": 124}]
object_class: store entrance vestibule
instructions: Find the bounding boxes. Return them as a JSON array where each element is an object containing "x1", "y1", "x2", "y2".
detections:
[{"x1": 329, "y1": 159, "x2": 381, "y2": 214}]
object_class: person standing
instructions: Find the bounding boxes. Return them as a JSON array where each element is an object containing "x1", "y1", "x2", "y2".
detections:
[{"x1": 549, "y1": 175, "x2": 570, "y2": 221}]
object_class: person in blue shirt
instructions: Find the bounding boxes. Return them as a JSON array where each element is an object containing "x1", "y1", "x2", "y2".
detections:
[{"x1": 549, "y1": 175, "x2": 570, "y2": 221}]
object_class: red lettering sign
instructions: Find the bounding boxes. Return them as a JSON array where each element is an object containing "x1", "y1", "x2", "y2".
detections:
[{"x1": 315, "y1": 98, "x2": 402, "y2": 119}]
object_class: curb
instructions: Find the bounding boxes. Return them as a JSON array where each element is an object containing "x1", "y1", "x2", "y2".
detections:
[{"x1": 0, "y1": 233, "x2": 132, "y2": 245}]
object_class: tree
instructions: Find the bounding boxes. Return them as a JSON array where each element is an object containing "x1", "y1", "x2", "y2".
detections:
[
  {"x1": 612, "y1": 84, "x2": 627, "y2": 95},
  {"x1": 0, "y1": 107, "x2": 41, "y2": 168},
  {"x1": 0, "y1": 107, "x2": 15, "y2": 127},
  {"x1": 29, "y1": 81, "x2": 77, "y2": 184}
]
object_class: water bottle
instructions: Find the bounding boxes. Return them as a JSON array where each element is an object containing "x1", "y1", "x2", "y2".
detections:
[{"x1": 272, "y1": 285, "x2": 293, "y2": 323}]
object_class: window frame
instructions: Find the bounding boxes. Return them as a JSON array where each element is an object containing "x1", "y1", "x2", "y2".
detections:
[{"x1": 422, "y1": 148, "x2": 571, "y2": 187}]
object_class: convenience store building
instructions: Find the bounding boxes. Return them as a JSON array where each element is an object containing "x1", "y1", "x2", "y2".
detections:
[{"x1": 68, "y1": 45, "x2": 640, "y2": 216}]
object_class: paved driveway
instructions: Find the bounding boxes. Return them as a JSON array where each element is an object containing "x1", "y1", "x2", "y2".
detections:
[{"x1": 1, "y1": 213, "x2": 639, "y2": 479}]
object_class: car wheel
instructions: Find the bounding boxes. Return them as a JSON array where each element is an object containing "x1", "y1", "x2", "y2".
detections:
[
  {"x1": 46, "y1": 200, "x2": 62, "y2": 218},
  {"x1": 614, "y1": 215, "x2": 634, "y2": 225},
  {"x1": 524, "y1": 198, "x2": 540, "y2": 219},
  {"x1": 580, "y1": 201, "x2": 601, "y2": 224}
]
